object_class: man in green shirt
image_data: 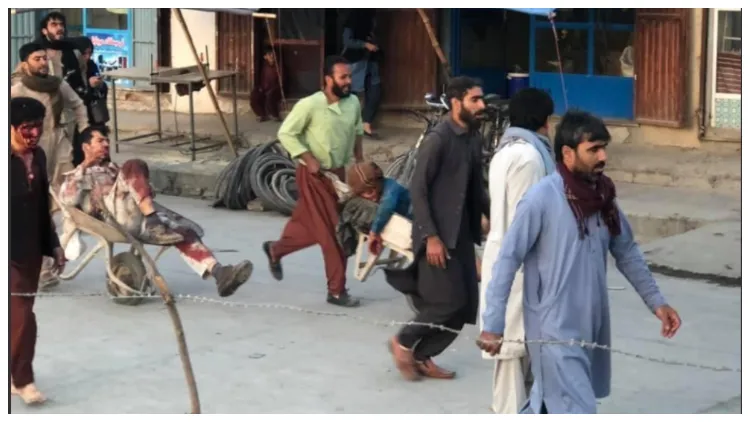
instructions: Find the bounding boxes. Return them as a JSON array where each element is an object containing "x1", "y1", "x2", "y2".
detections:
[{"x1": 263, "y1": 56, "x2": 364, "y2": 307}]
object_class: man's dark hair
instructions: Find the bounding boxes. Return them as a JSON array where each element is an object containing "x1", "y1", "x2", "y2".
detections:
[
  {"x1": 553, "y1": 110, "x2": 611, "y2": 163},
  {"x1": 509, "y1": 88, "x2": 554, "y2": 132},
  {"x1": 40, "y1": 11, "x2": 66, "y2": 35},
  {"x1": 80, "y1": 125, "x2": 110, "y2": 144},
  {"x1": 445, "y1": 76, "x2": 482, "y2": 104},
  {"x1": 10, "y1": 97, "x2": 46, "y2": 127},
  {"x1": 19, "y1": 42, "x2": 45, "y2": 62},
  {"x1": 323, "y1": 55, "x2": 349, "y2": 77},
  {"x1": 263, "y1": 45, "x2": 275, "y2": 56}
]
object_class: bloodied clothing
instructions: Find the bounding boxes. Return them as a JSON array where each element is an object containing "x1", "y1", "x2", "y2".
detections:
[
  {"x1": 10, "y1": 147, "x2": 60, "y2": 389},
  {"x1": 482, "y1": 172, "x2": 667, "y2": 413},
  {"x1": 59, "y1": 159, "x2": 219, "y2": 278}
]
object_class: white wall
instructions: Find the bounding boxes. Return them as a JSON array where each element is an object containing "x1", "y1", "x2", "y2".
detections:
[{"x1": 170, "y1": 9, "x2": 218, "y2": 114}]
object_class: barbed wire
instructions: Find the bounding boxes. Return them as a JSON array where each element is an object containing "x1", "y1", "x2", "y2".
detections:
[{"x1": 11, "y1": 291, "x2": 742, "y2": 374}]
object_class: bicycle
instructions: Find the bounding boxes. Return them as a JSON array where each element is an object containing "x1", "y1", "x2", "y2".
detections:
[{"x1": 384, "y1": 92, "x2": 450, "y2": 185}]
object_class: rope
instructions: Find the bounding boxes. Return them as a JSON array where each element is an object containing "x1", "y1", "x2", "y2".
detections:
[{"x1": 549, "y1": 16, "x2": 570, "y2": 111}]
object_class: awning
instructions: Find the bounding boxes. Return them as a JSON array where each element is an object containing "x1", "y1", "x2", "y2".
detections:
[
  {"x1": 505, "y1": 8, "x2": 556, "y2": 17},
  {"x1": 182, "y1": 8, "x2": 260, "y2": 16}
]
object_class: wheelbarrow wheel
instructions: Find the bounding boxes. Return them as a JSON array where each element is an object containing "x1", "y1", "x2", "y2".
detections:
[{"x1": 106, "y1": 251, "x2": 149, "y2": 306}]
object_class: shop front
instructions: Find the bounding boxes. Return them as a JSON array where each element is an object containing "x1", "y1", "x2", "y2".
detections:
[
  {"x1": 529, "y1": 9, "x2": 635, "y2": 120},
  {"x1": 59, "y1": 8, "x2": 159, "y2": 89},
  {"x1": 705, "y1": 8, "x2": 741, "y2": 134}
]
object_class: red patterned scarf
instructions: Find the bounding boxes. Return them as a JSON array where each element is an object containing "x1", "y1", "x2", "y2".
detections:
[{"x1": 557, "y1": 162, "x2": 621, "y2": 239}]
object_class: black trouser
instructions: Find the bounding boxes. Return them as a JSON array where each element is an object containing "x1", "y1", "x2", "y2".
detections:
[
  {"x1": 362, "y1": 81, "x2": 381, "y2": 124},
  {"x1": 398, "y1": 312, "x2": 465, "y2": 362}
]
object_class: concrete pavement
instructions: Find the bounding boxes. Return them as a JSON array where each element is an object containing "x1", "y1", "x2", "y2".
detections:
[{"x1": 10, "y1": 196, "x2": 741, "y2": 414}]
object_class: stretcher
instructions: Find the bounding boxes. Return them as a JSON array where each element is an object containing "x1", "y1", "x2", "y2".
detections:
[
  {"x1": 353, "y1": 213, "x2": 414, "y2": 282},
  {"x1": 50, "y1": 189, "x2": 167, "y2": 306}
]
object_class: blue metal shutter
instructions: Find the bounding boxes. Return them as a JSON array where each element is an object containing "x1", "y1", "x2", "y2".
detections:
[{"x1": 132, "y1": 8, "x2": 158, "y2": 90}]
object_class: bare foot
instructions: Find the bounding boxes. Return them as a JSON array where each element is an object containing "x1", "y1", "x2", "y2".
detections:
[{"x1": 16, "y1": 383, "x2": 46, "y2": 405}]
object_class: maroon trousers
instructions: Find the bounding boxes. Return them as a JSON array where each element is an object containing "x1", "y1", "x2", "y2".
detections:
[
  {"x1": 250, "y1": 86, "x2": 281, "y2": 119},
  {"x1": 10, "y1": 257, "x2": 42, "y2": 388},
  {"x1": 272, "y1": 166, "x2": 347, "y2": 295}
]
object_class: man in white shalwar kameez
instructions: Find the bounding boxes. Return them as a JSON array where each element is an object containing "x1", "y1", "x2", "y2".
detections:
[
  {"x1": 480, "y1": 88, "x2": 555, "y2": 414},
  {"x1": 478, "y1": 111, "x2": 682, "y2": 414}
]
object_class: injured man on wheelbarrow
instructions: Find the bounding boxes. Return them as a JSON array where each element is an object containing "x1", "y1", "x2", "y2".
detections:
[
  {"x1": 58, "y1": 125, "x2": 253, "y2": 297},
  {"x1": 341, "y1": 161, "x2": 485, "y2": 279}
]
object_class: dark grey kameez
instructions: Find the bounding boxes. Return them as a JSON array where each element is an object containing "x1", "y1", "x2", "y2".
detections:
[{"x1": 394, "y1": 117, "x2": 489, "y2": 361}]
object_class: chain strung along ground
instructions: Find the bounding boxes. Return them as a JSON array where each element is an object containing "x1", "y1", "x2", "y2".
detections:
[{"x1": 11, "y1": 291, "x2": 742, "y2": 374}]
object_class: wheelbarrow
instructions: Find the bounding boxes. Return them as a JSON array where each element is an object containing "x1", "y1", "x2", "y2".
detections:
[
  {"x1": 50, "y1": 189, "x2": 168, "y2": 306},
  {"x1": 353, "y1": 213, "x2": 418, "y2": 312}
]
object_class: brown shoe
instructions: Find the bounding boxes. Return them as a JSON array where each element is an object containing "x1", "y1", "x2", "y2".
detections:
[
  {"x1": 415, "y1": 359, "x2": 456, "y2": 379},
  {"x1": 388, "y1": 337, "x2": 421, "y2": 381}
]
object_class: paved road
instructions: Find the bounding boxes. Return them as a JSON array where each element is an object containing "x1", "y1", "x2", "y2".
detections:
[{"x1": 11, "y1": 196, "x2": 741, "y2": 414}]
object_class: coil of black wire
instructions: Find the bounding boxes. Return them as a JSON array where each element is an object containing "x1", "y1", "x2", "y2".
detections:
[{"x1": 212, "y1": 140, "x2": 299, "y2": 215}]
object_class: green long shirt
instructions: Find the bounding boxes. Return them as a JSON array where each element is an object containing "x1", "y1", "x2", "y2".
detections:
[{"x1": 277, "y1": 91, "x2": 363, "y2": 169}]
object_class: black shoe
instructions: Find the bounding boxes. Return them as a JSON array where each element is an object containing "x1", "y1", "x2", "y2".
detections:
[
  {"x1": 262, "y1": 241, "x2": 283, "y2": 281},
  {"x1": 326, "y1": 290, "x2": 361, "y2": 308},
  {"x1": 142, "y1": 216, "x2": 184, "y2": 245},
  {"x1": 213, "y1": 260, "x2": 253, "y2": 297}
]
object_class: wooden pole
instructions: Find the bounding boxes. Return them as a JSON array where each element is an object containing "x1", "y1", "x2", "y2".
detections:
[
  {"x1": 98, "y1": 204, "x2": 201, "y2": 414},
  {"x1": 416, "y1": 9, "x2": 452, "y2": 84},
  {"x1": 264, "y1": 16, "x2": 288, "y2": 113},
  {"x1": 173, "y1": 8, "x2": 238, "y2": 158}
]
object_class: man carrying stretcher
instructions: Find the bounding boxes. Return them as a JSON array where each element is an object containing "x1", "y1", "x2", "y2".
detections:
[{"x1": 58, "y1": 125, "x2": 253, "y2": 297}]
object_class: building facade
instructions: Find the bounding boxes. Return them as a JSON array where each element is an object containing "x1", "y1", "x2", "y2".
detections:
[
  {"x1": 446, "y1": 8, "x2": 741, "y2": 147},
  {"x1": 10, "y1": 9, "x2": 162, "y2": 89}
]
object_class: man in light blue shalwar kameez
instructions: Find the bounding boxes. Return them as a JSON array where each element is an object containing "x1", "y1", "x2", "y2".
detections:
[{"x1": 478, "y1": 111, "x2": 682, "y2": 414}]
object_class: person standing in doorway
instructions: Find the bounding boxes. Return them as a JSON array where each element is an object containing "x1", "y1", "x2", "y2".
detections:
[
  {"x1": 478, "y1": 110, "x2": 682, "y2": 414},
  {"x1": 262, "y1": 56, "x2": 365, "y2": 308},
  {"x1": 342, "y1": 8, "x2": 382, "y2": 139},
  {"x1": 250, "y1": 46, "x2": 283, "y2": 122},
  {"x1": 10, "y1": 97, "x2": 66, "y2": 405},
  {"x1": 480, "y1": 88, "x2": 555, "y2": 413},
  {"x1": 388, "y1": 76, "x2": 488, "y2": 380}
]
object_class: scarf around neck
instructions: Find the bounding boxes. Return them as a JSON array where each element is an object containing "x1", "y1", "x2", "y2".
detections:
[
  {"x1": 497, "y1": 127, "x2": 556, "y2": 175},
  {"x1": 21, "y1": 74, "x2": 63, "y2": 125},
  {"x1": 557, "y1": 162, "x2": 621, "y2": 239}
]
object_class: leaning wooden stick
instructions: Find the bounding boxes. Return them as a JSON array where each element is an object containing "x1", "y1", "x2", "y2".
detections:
[
  {"x1": 173, "y1": 8, "x2": 238, "y2": 158},
  {"x1": 416, "y1": 8, "x2": 452, "y2": 84},
  {"x1": 97, "y1": 204, "x2": 201, "y2": 414}
]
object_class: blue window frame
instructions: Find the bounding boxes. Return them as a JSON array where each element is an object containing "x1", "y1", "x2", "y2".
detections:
[{"x1": 529, "y1": 9, "x2": 635, "y2": 120}]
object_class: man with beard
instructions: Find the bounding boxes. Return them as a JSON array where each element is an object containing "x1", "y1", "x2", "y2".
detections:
[
  {"x1": 59, "y1": 126, "x2": 253, "y2": 297},
  {"x1": 478, "y1": 111, "x2": 682, "y2": 414},
  {"x1": 387, "y1": 76, "x2": 489, "y2": 381},
  {"x1": 262, "y1": 56, "x2": 364, "y2": 307},
  {"x1": 36, "y1": 11, "x2": 84, "y2": 83},
  {"x1": 480, "y1": 88, "x2": 555, "y2": 414},
  {"x1": 11, "y1": 42, "x2": 89, "y2": 290},
  {"x1": 10, "y1": 97, "x2": 66, "y2": 405}
]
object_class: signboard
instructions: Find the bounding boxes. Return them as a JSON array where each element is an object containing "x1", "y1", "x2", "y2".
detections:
[{"x1": 85, "y1": 29, "x2": 133, "y2": 88}]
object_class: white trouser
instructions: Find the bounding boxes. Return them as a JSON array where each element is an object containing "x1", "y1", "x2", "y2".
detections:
[{"x1": 491, "y1": 356, "x2": 532, "y2": 414}]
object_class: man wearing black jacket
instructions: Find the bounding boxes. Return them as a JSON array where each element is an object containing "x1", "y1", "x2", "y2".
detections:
[
  {"x1": 10, "y1": 97, "x2": 66, "y2": 405},
  {"x1": 36, "y1": 12, "x2": 83, "y2": 82}
]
